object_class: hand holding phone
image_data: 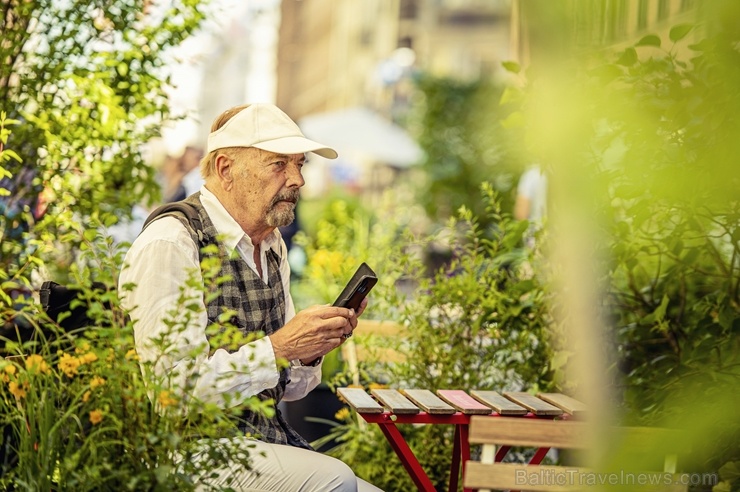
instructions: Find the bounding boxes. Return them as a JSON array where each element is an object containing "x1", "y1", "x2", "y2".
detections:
[{"x1": 333, "y1": 262, "x2": 377, "y2": 313}]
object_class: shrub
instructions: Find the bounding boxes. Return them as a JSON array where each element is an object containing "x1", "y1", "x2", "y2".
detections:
[{"x1": 302, "y1": 184, "x2": 555, "y2": 491}]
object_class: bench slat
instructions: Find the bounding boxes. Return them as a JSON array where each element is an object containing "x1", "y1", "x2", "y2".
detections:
[
  {"x1": 401, "y1": 389, "x2": 456, "y2": 414},
  {"x1": 371, "y1": 388, "x2": 420, "y2": 414},
  {"x1": 336, "y1": 387, "x2": 384, "y2": 413},
  {"x1": 436, "y1": 389, "x2": 492, "y2": 415},
  {"x1": 468, "y1": 417, "x2": 589, "y2": 449},
  {"x1": 470, "y1": 390, "x2": 528, "y2": 415},
  {"x1": 538, "y1": 392, "x2": 588, "y2": 417},
  {"x1": 464, "y1": 462, "x2": 588, "y2": 491},
  {"x1": 464, "y1": 463, "x2": 689, "y2": 492},
  {"x1": 504, "y1": 391, "x2": 563, "y2": 416}
]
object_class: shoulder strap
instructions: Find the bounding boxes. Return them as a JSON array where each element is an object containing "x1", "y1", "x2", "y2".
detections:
[{"x1": 141, "y1": 201, "x2": 204, "y2": 244}]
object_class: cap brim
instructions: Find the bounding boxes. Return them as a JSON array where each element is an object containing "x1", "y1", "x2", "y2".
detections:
[{"x1": 252, "y1": 136, "x2": 338, "y2": 159}]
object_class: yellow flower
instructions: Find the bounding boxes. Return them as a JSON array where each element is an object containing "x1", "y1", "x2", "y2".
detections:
[
  {"x1": 89, "y1": 409, "x2": 103, "y2": 425},
  {"x1": 125, "y1": 349, "x2": 139, "y2": 361},
  {"x1": 1, "y1": 364, "x2": 17, "y2": 383},
  {"x1": 82, "y1": 391, "x2": 91, "y2": 402},
  {"x1": 76, "y1": 342, "x2": 91, "y2": 354},
  {"x1": 90, "y1": 376, "x2": 106, "y2": 389},
  {"x1": 9, "y1": 381, "x2": 26, "y2": 399},
  {"x1": 25, "y1": 354, "x2": 50, "y2": 374},
  {"x1": 310, "y1": 250, "x2": 330, "y2": 267},
  {"x1": 58, "y1": 353, "x2": 81, "y2": 377},
  {"x1": 157, "y1": 390, "x2": 178, "y2": 408},
  {"x1": 79, "y1": 352, "x2": 98, "y2": 365},
  {"x1": 335, "y1": 407, "x2": 351, "y2": 421},
  {"x1": 368, "y1": 382, "x2": 388, "y2": 391},
  {"x1": 309, "y1": 250, "x2": 347, "y2": 277}
]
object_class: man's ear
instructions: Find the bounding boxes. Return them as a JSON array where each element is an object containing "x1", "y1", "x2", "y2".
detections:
[{"x1": 214, "y1": 153, "x2": 234, "y2": 190}]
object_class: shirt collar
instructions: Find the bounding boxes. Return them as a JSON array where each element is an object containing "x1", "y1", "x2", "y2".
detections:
[{"x1": 199, "y1": 185, "x2": 282, "y2": 254}]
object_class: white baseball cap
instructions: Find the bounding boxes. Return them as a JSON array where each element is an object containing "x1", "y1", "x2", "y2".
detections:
[{"x1": 206, "y1": 104, "x2": 338, "y2": 159}]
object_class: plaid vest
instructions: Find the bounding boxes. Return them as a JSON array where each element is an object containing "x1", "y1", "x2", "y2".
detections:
[{"x1": 176, "y1": 193, "x2": 311, "y2": 449}]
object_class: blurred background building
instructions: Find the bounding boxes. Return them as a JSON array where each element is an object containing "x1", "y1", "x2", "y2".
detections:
[
  {"x1": 276, "y1": 0, "x2": 514, "y2": 120},
  {"x1": 157, "y1": 0, "x2": 697, "y2": 202},
  {"x1": 275, "y1": 0, "x2": 697, "y2": 118}
]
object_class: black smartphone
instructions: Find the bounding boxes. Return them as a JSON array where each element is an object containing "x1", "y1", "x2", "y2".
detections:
[{"x1": 332, "y1": 262, "x2": 378, "y2": 310}]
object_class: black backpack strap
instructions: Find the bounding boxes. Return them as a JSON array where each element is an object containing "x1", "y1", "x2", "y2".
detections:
[{"x1": 141, "y1": 201, "x2": 205, "y2": 245}]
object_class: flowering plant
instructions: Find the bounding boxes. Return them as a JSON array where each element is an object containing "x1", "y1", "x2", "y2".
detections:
[{"x1": 0, "y1": 223, "x2": 268, "y2": 491}]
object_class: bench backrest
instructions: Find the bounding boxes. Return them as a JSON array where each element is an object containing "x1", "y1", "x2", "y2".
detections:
[{"x1": 464, "y1": 416, "x2": 689, "y2": 492}]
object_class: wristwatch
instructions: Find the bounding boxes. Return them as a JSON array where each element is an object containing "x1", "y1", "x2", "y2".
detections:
[{"x1": 299, "y1": 356, "x2": 323, "y2": 367}]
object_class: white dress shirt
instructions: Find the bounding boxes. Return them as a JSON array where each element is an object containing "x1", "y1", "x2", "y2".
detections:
[{"x1": 118, "y1": 186, "x2": 321, "y2": 409}]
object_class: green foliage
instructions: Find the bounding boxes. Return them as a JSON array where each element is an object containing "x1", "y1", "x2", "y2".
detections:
[
  {"x1": 0, "y1": 0, "x2": 208, "y2": 281},
  {"x1": 292, "y1": 190, "x2": 422, "y2": 384},
  {"x1": 0, "y1": 14, "x2": 252, "y2": 486},
  {"x1": 600, "y1": 12, "x2": 739, "y2": 483},
  {"x1": 388, "y1": 183, "x2": 554, "y2": 394},
  {"x1": 1, "y1": 217, "x2": 270, "y2": 490},
  {"x1": 408, "y1": 75, "x2": 520, "y2": 228},
  {"x1": 307, "y1": 185, "x2": 555, "y2": 491},
  {"x1": 293, "y1": 191, "x2": 419, "y2": 322},
  {"x1": 503, "y1": 2, "x2": 739, "y2": 488}
]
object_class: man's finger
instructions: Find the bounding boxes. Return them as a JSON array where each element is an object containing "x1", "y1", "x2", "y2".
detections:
[{"x1": 315, "y1": 305, "x2": 354, "y2": 320}]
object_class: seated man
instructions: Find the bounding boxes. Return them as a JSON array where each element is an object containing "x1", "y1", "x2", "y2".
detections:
[{"x1": 119, "y1": 103, "x2": 382, "y2": 491}]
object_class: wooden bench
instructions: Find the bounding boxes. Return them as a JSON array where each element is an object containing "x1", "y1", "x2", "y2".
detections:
[
  {"x1": 337, "y1": 387, "x2": 586, "y2": 492},
  {"x1": 464, "y1": 416, "x2": 689, "y2": 492}
]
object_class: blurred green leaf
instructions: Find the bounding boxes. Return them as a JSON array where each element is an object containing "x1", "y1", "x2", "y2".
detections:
[
  {"x1": 502, "y1": 60, "x2": 521, "y2": 74},
  {"x1": 617, "y1": 47, "x2": 638, "y2": 66},
  {"x1": 718, "y1": 461, "x2": 740, "y2": 481},
  {"x1": 588, "y1": 63, "x2": 624, "y2": 83},
  {"x1": 669, "y1": 24, "x2": 693, "y2": 42},
  {"x1": 636, "y1": 34, "x2": 662, "y2": 47}
]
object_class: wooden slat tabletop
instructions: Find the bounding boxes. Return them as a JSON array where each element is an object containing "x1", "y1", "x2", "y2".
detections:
[
  {"x1": 436, "y1": 389, "x2": 492, "y2": 415},
  {"x1": 470, "y1": 390, "x2": 529, "y2": 415},
  {"x1": 537, "y1": 393, "x2": 587, "y2": 417},
  {"x1": 337, "y1": 387, "x2": 385, "y2": 414},
  {"x1": 401, "y1": 389, "x2": 456, "y2": 414},
  {"x1": 504, "y1": 392, "x2": 563, "y2": 416},
  {"x1": 338, "y1": 388, "x2": 586, "y2": 419},
  {"x1": 371, "y1": 388, "x2": 420, "y2": 414}
]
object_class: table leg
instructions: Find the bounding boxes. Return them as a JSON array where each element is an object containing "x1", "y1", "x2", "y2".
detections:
[
  {"x1": 455, "y1": 424, "x2": 474, "y2": 492},
  {"x1": 495, "y1": 444, "x2": 511, "y2": 462},
  {"x1": 377, "y1": 423, "x2": 437, "y2": 492},
  {"x1": 449, "y1": 424, "x2": 462, "y2": 492},
  {"x1": 529, "y1": 446, "x2": 550, "y2": 465}
]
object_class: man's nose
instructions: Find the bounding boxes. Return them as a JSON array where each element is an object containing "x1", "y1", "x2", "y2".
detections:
[{"x1": 286, "y1": 163, "x2": 305, "y2": 188}]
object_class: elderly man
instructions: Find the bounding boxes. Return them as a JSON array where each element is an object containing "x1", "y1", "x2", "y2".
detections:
[{"x1": 119, "y1": 103, "x2": 382, "y2": 491}]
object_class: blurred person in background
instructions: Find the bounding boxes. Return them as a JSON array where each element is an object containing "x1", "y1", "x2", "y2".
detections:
[
  {"x1": 119, "y1": 103, "x2": 383, "y2": 492},
  {"x1": 514, "y1": 164, "x2": 548, "y2": 248},
  {"x1": 160, "y1": 153, "x2": 188, "y2": 203},
  {"x1": 179, "y1": 145, "x2": 205, "y2": 198}
]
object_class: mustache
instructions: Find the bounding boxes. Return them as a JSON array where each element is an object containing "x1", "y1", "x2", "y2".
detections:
[{"x1": 271, "y1": 190, "x2": 300, "y2": 206}]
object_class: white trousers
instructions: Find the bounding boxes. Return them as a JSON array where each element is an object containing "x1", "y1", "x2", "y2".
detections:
[{"x1": 191, "y1": 437, "x2": 384, "y2": 492}]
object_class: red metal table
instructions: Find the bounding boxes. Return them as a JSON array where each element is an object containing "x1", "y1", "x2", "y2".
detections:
[{"x1": 337, "y1": 388, "x2": 586, "y2": 492}]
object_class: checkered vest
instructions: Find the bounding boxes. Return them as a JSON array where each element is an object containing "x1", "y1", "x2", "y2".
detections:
[{"x1": 174, "y1": 193, "x2": 311, "y2": 449}]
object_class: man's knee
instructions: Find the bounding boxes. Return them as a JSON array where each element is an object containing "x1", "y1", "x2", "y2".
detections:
[{"x1": 313, "y1": 453, "x2": 358, "y2": 491}]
